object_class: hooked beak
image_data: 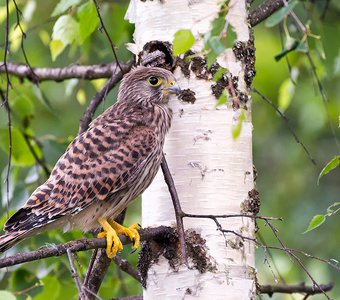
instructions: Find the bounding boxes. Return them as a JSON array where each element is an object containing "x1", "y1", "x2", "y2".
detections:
[{"x1": 163, "y1": 80, "x2": 181, "y2": 95}]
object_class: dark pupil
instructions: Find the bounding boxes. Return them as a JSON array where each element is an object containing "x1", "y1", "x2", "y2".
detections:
[{"x1": 149, "y1": 77, "x2": 158, "y2": 85}]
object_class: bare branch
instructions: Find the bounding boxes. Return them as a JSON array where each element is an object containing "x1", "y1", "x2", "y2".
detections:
[
  {"x1": 112, "y1": 255, "x2": 141, "y2": 283},
  {"x1": 253, "y1": 88, "x2": 316, "y2": 165},
  {"x1": 3, "y1": 0, "x2": 12, "y2": 220},
  {"x1": 0, "y1": 61, "x2": 131, "y2": 83},
  {"x1": 0, "y1": 226, "x2": 173, "y2": 269},
  {"x1": 67, "y1": 249, "x2": 84, "y2": 297},
  {"x1": 160, "y1": 155, "x2": 187, "y2": 264},
  {"x1": 79, "y1": 61, "x2": 133, "y2": 134},
  {"x1": 258, "y1": 283, "x2": 333, "y2": 296},
  {"x1": 249, "y1": 0, "x2": 284, "y2": 27},
  {"x1": 93, "y1": 0, "x2": 123, "y2": 73}
]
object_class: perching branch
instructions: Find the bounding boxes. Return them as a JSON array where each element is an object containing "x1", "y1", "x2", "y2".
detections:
[
  {"x1": 249, "y1": 0, "x2": 284, "y2": 27},
  {"x1": 0, "y1": 226, "x2": 173, "y2": 269},
  {"x1": 0, "y1": 61, "x2": 131, "y2": 83},
  {"x1": 258, "y1": 283, "x2": 333, "y2": 297}
]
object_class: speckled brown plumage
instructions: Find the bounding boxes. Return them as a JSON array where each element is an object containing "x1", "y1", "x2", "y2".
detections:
[{"x1": 0, "y1": 66, "x2": 180, "y2": 254}]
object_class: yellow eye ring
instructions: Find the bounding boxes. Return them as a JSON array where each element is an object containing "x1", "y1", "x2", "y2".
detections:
[{"x1": 147, "y1": 76, "x2": 162, "y2": 87}]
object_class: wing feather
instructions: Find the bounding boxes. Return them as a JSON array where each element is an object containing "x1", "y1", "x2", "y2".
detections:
[{"x1": 4, "y1": 106, "x2": 157, "y2": 232}]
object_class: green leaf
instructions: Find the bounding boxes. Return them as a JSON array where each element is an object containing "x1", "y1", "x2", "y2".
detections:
[
  {"x1": 207, "y1": 36, "x2": 225, "y2": 56},
  {"x1": 274, "y1": 39, "x2": 299, "y2": 61},
  {"x1": 278, "y1": 78, "x2": 295, "y2": 112},
  {"x1": 0, "y1": 127, "x2": 41, "y2": 166},
  {"x1": 0, "y1": 291, "x2": 16, "y2": 300},
  {"x1": 50, "y1": 15, "x2": 80, "y2": 61},
  {"x1": 11, "y1": 96, "x2": 35, "y2": 119},
  {"x1": 232, "y1": 111, "x2": 245, "y2": 140},
  {"x1": 215, "y1": 91, "x2": 227, "y2": 107},
  {"x1": 35, "y1": 276, "x2": 61, "y2": 300},
  {"x1": 213, "y1": 67, "x2": 226, "y2": 82},
  {"x1": 77, "y1": 1, "x2": 99, "y2": 44},
  {"x1": 51, "y1": 0, "x2": 81, "y2": 17},
  {"x1": 173, "y1": 29, "x2": 195, "y2": 56},
  {"x1": 265, "y1": 0, "x2": 298, "y2": 27},
  {"x1": 303, "y1": 214, "x2": 326, "y2": 233},
  {"x1": 317, "y1": 155, "x2": 340, "y2": 185}
]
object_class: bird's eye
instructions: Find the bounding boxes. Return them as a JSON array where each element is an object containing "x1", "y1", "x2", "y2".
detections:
[{"x1": 147, "y1": 76, "x2": 162, "y2": 86}]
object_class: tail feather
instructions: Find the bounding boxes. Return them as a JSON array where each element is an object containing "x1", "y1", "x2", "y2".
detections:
[{"x1": 0, "y1": 231, "x2": 31, "y2": 253}]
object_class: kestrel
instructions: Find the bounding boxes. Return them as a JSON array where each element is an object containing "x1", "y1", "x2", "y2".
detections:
[{"x1": 0, "y1": 66, "x2": 180, "y2": 258}]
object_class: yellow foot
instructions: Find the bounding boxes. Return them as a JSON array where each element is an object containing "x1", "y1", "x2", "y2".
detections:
[
  {"x1": 97, "y1": 218, "x2": 123, "y2": 258},
  {"x1": 108, "y1": 219, "x2": 140, "y2": 253},
  {"x1": 97, "y1": 218, "x2": 140, "y2": 258}
]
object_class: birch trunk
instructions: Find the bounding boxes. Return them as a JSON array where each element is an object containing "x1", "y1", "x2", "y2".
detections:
[{"x1": 126, "y1": 1, "x2": 256, "y2": 299}]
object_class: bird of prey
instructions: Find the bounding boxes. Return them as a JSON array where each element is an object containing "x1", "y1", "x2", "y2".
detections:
[{"x1": 0, "y1": 66, "x2": 180, "y2": 258}]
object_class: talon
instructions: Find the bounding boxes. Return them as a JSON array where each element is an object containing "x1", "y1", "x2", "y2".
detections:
[
  {"x1": 107, "y1": 220, "x2": 141, "y2": 253},
  {"x1": 98, "y1": 218, "x2": 124, "y2": 258},
  {"x1": 130, "y1": 247, "x2": 137, "y2": 254}
]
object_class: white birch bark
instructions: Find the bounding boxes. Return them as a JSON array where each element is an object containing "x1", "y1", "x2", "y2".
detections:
[{"x1": 126, "y1": 1, "x2": 255, "y2": 299}]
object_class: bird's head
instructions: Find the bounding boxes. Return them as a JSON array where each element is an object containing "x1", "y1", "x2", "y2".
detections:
[{"x1": 118, "y1": 66, "x2": 181, "y2": 105}]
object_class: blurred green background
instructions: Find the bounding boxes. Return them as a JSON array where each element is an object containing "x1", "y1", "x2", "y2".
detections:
[{"x1": 0, "y1": 0, "x2": 339, "y2": 299}]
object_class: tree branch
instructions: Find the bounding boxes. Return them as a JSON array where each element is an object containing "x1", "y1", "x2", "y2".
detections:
[
  {"x1": 249, "y1": 0, "x2": 284, "y2": 27},
  {"x1": 0, "y1": 61, "x2": 131, "y2": 83},
  {"x1": 258, "y1": 283, "x2": 333, "y2": 296},
  {"x1": 78, "y1": 60, "x2": 133, "y2": 134},
  {"x1": 0, "y1": 226, "x2": 173, "y2": 269}
]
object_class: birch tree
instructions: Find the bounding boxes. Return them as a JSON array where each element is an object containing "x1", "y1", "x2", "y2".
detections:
[{"x1": 126, "y1": 1, "x2": 256, "y2": 299}]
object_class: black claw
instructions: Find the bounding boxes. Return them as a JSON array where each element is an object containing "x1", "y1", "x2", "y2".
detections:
[
  {"x1": 130, "y1": 247, "x2": 137, "y2": 254},
  {"x1": 137, "y1": 223, "x2": 142, "y2": 229},
  {"x1": 132, "y1": 237, "x2": 136, "y2": 246}
]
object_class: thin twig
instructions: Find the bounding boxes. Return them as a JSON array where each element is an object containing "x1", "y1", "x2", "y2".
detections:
[
  {"x1": 160, "y1": 155, "x2": 187, "y2": 264},
  {"x1": 305, "y1": 52, "x2": 340, "y2": 148},
  {"x1": 67, "y1": 249, "x2": 84, "y2": 296},
  {"x1": 23, "y1": 133, "x2": 51, "y2": 177},
  {"x1": 79, "y1": 61, "x2": 133, "y2": 134},
  {"x1": 258, "y1": 283, "x2": 333, "y2": 296},
  {"x1": 12, "y1": 0, "x2": 38, "y2": 83},
  {"x1": 253, "y1": 88, "x2": 316, "y2": 165},
  {"x1": 0, "y1": 61, "x2": 130, "y2": 82},
  {"x1": 112, "y1": 255, "x2": 141, "y2": 283},
  {"x1": 3, "y1": 0, "x2": 12, "y2": 219},
  {"x1": 93, "y1": 0, "x2": 123, "y2": 73},
  {"x1": 264, "y1": 219, "x2": 331, "y2": 299}
]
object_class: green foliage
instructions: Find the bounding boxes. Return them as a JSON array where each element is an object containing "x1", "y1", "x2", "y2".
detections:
[
  {"x1": 278, "y1": 68, "x2": 299, "y2": 111},
  {"x1": 318, "y1": 155, "x2": 340, "y2": 184},
  {"x1": 265, "y1": 0, "x2": 298, "y2": 27},
  {"x1": 0, "y1": 128, "x2": 41, "y2": 166},
  {"x1": 303, "y1": 214, "x2": 326, "y2": 233},
  {"x1": 215, "y1": 90, "x2": 227, "y2": 107},
  {"x1": 172, "y1": 30, "x2": 195, "y2": 56},
  {"x1": 232, "y1": 110, "x2": 245, "y2": 140},
  {"x1": 304, "y1": 203, "x2": 340, "y2": 233},
  {"x1": 77, "y1": 1, "x2": 99, "y2": 44},
  {"x1": 51, "y1": 0, "x2": 82, "y2": 17},
  {"x1": 0, "y1": 291, "x2": 16, "y2": 300},
  {"x1": 50, "y1": 15, "x2": 80, "y2": 61}
]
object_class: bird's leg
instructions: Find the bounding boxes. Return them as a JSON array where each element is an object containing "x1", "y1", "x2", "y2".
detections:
[
  {"x1": 97, "y1": 218, "x2": 123, "y2": 258},
  {"x1": 107, "y1": 219, "x2": 140, "y2": 253}
]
